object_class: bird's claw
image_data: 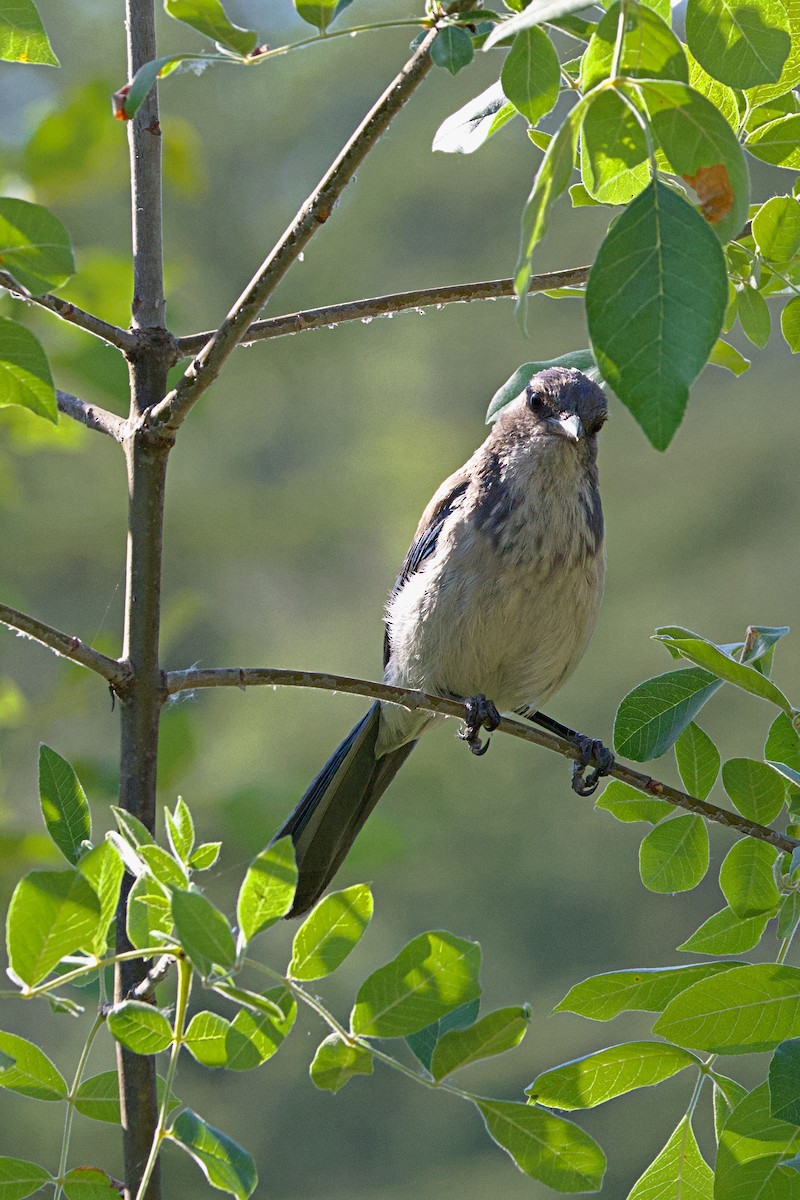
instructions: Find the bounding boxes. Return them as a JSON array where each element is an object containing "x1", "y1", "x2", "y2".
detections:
[
  {"x1": 571, "y1": 736, "x2": 614, "y2": 796},
  {"x1": 459, "y1": 694, "x2": 501, "y2": 756}
]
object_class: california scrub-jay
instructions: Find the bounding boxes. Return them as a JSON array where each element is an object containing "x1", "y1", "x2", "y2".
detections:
[{"x1": 273, "y1": 367, "x2": 610, "y2": 915}]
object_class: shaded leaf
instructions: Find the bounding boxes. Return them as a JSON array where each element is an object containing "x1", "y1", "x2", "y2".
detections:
[
  {"x1": 719, "y1": 838, "x2": 780, "y2": 918},
  {"x1": 0, "y1": 1157, "x2": 52, "y2": 1200},
  {"x1": 783, "y1": 295, "x2": 800, "y2": 351},
  {"x1": 614, "y1": 668, "x2": 723, "y2": 761},
  {"x1": 107, "y1": 1000, "x2": 173, "y2": 1055},
  {"x1": 126, "y1": 873, "x2": 173, "y2": 951},
  {"x1": 77, "y1": 840, "x2": 124, "y2": 957},
  {"x1": 483, "y1": 0, "x2": 606, "y2": 51},
  {"x1": 405, "y1": 998, "x2": 480, "y2": 1071},
  {"x1": 595, "y1": 780, "x2": 673, "y2": 824},
  {"x1": 716, "y1": 1082, "x2": 800, "y2": 1199},
  {"x1": 653, "y1": 629, "x2": 794, "y2": 715},
  {"x1": 526, "y1": 1042, "x2": 698, "y2": 1110},
  {"x1": 0, "y1": 1032, "x2": 66, "y2": 1100},
  {"x1": 431, "y1": 26, "x2": 473, "y2": 75},
  {"x1": 184, "y1": 1011, "x2": 230, "y2": 1068},
  {"x1": 172, "y1": 887, "x2": 236, "y2": 976},
  {"x1": 737, "y1": 284, "x2": 771, "y2": 347},
  {"x1": 165, "y1": 0, "x2": 256, "y2": 54},
  {"x1": 747, "y1": 114, "x2": 800, "y2": 169},
  {"x1": 753, "y1": 195, "x2": 800, "y2": 261},
  {"x1": 553, "y1": 962, "x2": 739, "y2": 1021},
  {"x1": 431, "y1": 1005, "x2": 530, "y2": 1080},
  {"x1": 770, "y1": 1038, "x2": 800, "y2": 1124},
  {"x1": 7, "y1": 868, "x2": 101, "y2": 986},
  {"x1": 722, "y1": 757, "x2": 786, "y2": 823},
  {"x1": 654, "y1": 964, "x2": 800, "y2": 1053},
  {"x1": 626, "y1": 1117, "x2": 713, "y2": 1199},
  {"x1": 685, "y1": 0, "x2": 791, "y2": 88},
  {"x1": 486, "y1": 352, "x2": 598, "y2": 422},
  {"x1": 0, "y1": 0, "x2": 58, "y2": 65},
  {"x1": 474, "y1": 1098, "x2": 606, "y2": 1192},
  {"x1": 236, "y1": 838, "x2": 297, "y2": 943},
  {"x1": 170, "y1": 1109, "x2": 257, "y2": 1200},
  {"x1": 581, "y1": 2, "x2": 687, "y2": 91},
  {"x1": 38, "y1": 745, "x2": 90, "y2": 864},
  {"x1": 0, "y1": 318, "x2": 56, "y2": 424},
  {"x1": 309, "y1": 1033, "x2": 373, "y2": 1093},
  {"x1": 63, "y1": 1167, "x2": 122, "y2": 1200},
  {"x1": 351, "y1": 931, "x2": 481, "y2": 1038},
  {"x1": 501, "y1": 27, "x2": 559, "y2": 124},
  {"x1": 580, "y1": 89, "x2": 649, "y2": 204},
  {"x1": 165, "y1": 796, "x2": 195, "y2": 863}
]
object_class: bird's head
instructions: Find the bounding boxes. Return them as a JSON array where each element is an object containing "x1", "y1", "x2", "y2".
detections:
[{"x1": 521, "y1": 367, "x2": 608, "y2": 444}]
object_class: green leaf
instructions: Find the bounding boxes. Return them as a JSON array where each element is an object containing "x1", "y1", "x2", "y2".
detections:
[
  {"x1": 722, "y1": 757, "x2": 786, "y2": 823},
  {"x1": 719, "y1": 838, "x2": 780, "y2": 918},
  {"x1": 165, "y1": 796, "x2": 195, "y2": 863},
  {"x1": 170, "y1": 1109, "x2": 257, "y2": 1200},
  {"x1": 107, "y1": 1000, "x2": 173, "y2": 1055},
  {"x1": 432, "y1": 82, "x2": 517, "y2": 155},
  {"x1": 686, "y1": 46, "x2": 740, "y2": 128},
  {"x1": 639, "y1": 814, "x2": 709, "y2": 893},
  {"x1": 430, "y1": 26, "x2": 474, "y2": 75},
  {"x1": 587, "y1": 181, "x2": 727, "y2": 451},
  {"x1": 708, "y1": 338, "x2": 752, "y2": 375},
  {"x1": 581, "y1": 2, "x2": 688, "y2": 92},
  {"x1": 653, "y1": 630, "x2": 794, "y2": 716},
  {"x1": 677, "y1": 904, "x2": 773, "y2": 954},
  {"x1": 636, "y1": 80, "x2": 750, "y2": 244},
  {"x1": 483, "y1": 0, "x2": 611, "y2": 51},
  {"x1": 767, "y1": 715, "x2": 800, "y2": 774},
  {"x1": 292, "y1": 0, "x2": 338, "y2": 33},
  {"x1": 713, "y1": 1073, "x2": 749, "y2": 1141},
  {"x1": 770, "y1": 1039, "x2": 800, "y2": 1123},
  {"x1": 716, "y1": 1082, "x2": 800, "y2": 1199},
  {"x1": 552, "y1": 962, "x2": 740, "y2": 1020},
  {"x1": 580, "y1": 89, "x2": 649, "y2": 204},
  {"x1": 501, "y1": 27, "x2": 559, "y2": 124},
  {"x1": 654, "y1": 964, "x2": 800, "y2": 1053},
  {"x1": 0, "y1": 198, "x2": 74, "y2": 295},
  {"x1": 190, "y1": 841, "x2": 221, "y2": 870},
  {"x1": 7, "y1": 868, "x2": 101, "y2": 986},
  {"x1": 685, "y1": 0, "x2": 791, "y2": 88},
  {"x1": 350, "y1": 931, "x2": 481, "y2": 1038},
  {"x1": 737, "y1": 284, "x2": 772, "y2": 347},
  {"x1": 0, "y1": 1031, "x2": 66, "y2": 1099},
  {"x1": 753, "y1": 195, "x2": 800, "y2": 261},
  {"x1": 172, "y1": 887, "x2": 236, "y2": 976},
  {"x1": 77, "y1": 840, "x2": 124, "y2": 957},
  {"x1": 779, "y1": 892, "x2": 800, "y2": 940},
  {"x1": 38, "y1": 744, "x2": 90, "y2": 864},
  {"x1": 111, "y1": 805, "x2": 155, "y2": 847},
  {"x1": 164, "y1": 0, "x2": 256, "y2": 53},
  {"x1": 626, "y1": 1117, "x2": 713, "y2": 1199},
  {"x1": 526, "y1": 1042, "x2": 698, "y2": 1111},
  {"x1": 675, "y1": 723, "x2": 720, "y2": 800},
  {"x1": 514, "y1": 98, "x2": 587, "y2": 320},
  {"x1": 431, "y1": 1005, "x2": 530, "y2": 1081},
  {"x1": 485, "y1": 352, "x2": 598, "y2": 422},
  {"x1": 140, "y1": 844, "x2": 188, "y2": 889},
  {"x1": 126, "y1": 873, "x2": 173, "y2": 951},
  {"x1": 236, "y1": 838, "x2": 297, "y2": 943},
  {"x1": 595, "y1": 780, "x2": 673, "y2": 824},
  {"x1": 75, "y1": 1071, "x2": 174, "y2": 1128},
  {"x1": 0, "y1": 1157, "x2": 52, "y2": 1200},
  {"x1": 747, "y1": 114, "x2": 800, "y2": 169},
  {"x1": 289, "y1": 883, "x2": 372, "y2": 980},
  {"x1": 121, "y1": 53, "x2": 197, "y2": 120},
  {"x1": 404, "y1": 998, "x2": 480, "y2": 1071},
  {"x1": 0, "y1": 318, "x2": 55, "y2": 423},
  {"x1": 474, "y1": 1098, "x2": 606, "y2": 1192},
  {"x1": 62, "y1": 1167, "x2": 121, "y2": 1200},
  {"x1": 614, "y1": 668, "x2": 723, "y2": 761},
  {"x1": 0, "y1": 0, "x2": 57, "y2": 65},
  {"x1": 184, "y1": 1011, "x2": 231, "y2": 1068},
  {"x1": 224, "y1": 990, "x2": 295, "y2": 1071},
  {"x1": 310, "y1": 1033, "x2": 374, "y2": 1093},
  {"x1": 783, "y1": 295, "x2": 800, "y2": 351}
]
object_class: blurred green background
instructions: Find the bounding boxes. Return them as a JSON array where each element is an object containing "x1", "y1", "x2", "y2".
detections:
[{"x1": 0, "y1": 1, "x2": 798, "y2": 1196}]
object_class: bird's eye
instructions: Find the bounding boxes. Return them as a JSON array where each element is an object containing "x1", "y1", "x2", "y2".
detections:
[{"x1": 525, "y1": 386, "x2": 545, "y2": 414}]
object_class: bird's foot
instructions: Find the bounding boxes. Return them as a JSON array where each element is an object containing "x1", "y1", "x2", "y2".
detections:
[
  {"x1": 571, "y1": 735, "x2": 614, "y2": 797},
  {"x1": 458, "y1": 694, "x2": 501, "y2": 757}
]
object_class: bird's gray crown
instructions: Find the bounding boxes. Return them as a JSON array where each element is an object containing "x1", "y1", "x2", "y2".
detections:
[{"x1": 525, "y1": 367, "x2": 607, "y2": 435}]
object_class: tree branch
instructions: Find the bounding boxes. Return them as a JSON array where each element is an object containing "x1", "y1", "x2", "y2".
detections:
[
  {"x1": 0, "y1": 270, "x2": 138, "y2": 354},
  {"x1": 149, "y1": 26, "x2": 440, "y2": 432},
  {"x1": 165, "y1": 666, "x2": 800, "y2": 856},
  {"x1": 0, "y1": 601, "x2": 132, "y2": 690},
  {"x1": 174, "y1": 267, "x2": 590, "y2": 355},
  {"x1": 57, "y1": 390, "x2": 128, "y2": 441}
]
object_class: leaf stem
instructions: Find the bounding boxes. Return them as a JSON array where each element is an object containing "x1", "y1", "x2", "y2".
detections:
[
  {"x1": 134, "y1": 956, "x2": 192, "y2": 1200},
  {"x1": 54, "y1": 1013, "x2": 105, "y2": 1200}
]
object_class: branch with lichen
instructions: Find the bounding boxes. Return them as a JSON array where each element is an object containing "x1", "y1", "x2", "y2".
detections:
[{"x1": 165, "y1": 665, "x2": 798, "y2": 856}]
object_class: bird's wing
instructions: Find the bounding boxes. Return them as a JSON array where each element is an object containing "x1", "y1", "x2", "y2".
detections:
[{"x1": 383, "y1": 466, "x2": 470, "y2": 667}]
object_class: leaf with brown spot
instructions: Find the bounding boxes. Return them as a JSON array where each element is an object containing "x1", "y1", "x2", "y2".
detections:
[{"x1": 682, "y1": 164, "x2": 734, "y2": 224}]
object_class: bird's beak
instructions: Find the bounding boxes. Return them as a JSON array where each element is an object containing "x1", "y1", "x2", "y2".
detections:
[{"x1": 546, "y1": 413, "x2": 584, "y2": 442}]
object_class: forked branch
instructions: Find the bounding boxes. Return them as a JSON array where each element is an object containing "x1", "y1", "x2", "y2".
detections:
[{"x1": 165, "y1": 665, "x2": 799, "y2": 856}]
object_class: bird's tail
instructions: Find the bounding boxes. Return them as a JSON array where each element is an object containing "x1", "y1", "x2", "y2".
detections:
[{"x1": 272, "y1": 701, "x2": 417, "y2": 917}]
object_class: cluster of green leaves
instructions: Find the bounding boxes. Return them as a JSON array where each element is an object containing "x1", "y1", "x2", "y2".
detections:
[
  {"x1": 519, "y1": 624, "x2": 800, "y2": 1196},
  {"x1": 431, "y1": 0, "x2": 800, "y2": 449},
  {"x1": 3, "y1": 749, "x2": 611, "y2": 1199}
]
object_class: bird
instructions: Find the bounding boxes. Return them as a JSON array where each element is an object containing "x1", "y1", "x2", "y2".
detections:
[{"x1": 272, "y1": 366, "x2": 611, "y2": 916}]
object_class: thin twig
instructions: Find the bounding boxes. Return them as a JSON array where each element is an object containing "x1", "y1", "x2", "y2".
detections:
[
  {"x1": 57, "y1": 390, "x2": 128, "y2": 441},
  {"x1": 0, "y1": 601, "x2": 131, "y2": 690},
  {"x1": 175, "y1": 267, "x2": 590, "y2": 355},
  {"x1": 165, "y1": 666, "x2": 800, "y2": 855},
  {"x1": 149, "y1": 26, "x2": 440, "y2": 432},
  {"x1": 0, "y1": 270, "x2": 138, "y2": 354}
]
